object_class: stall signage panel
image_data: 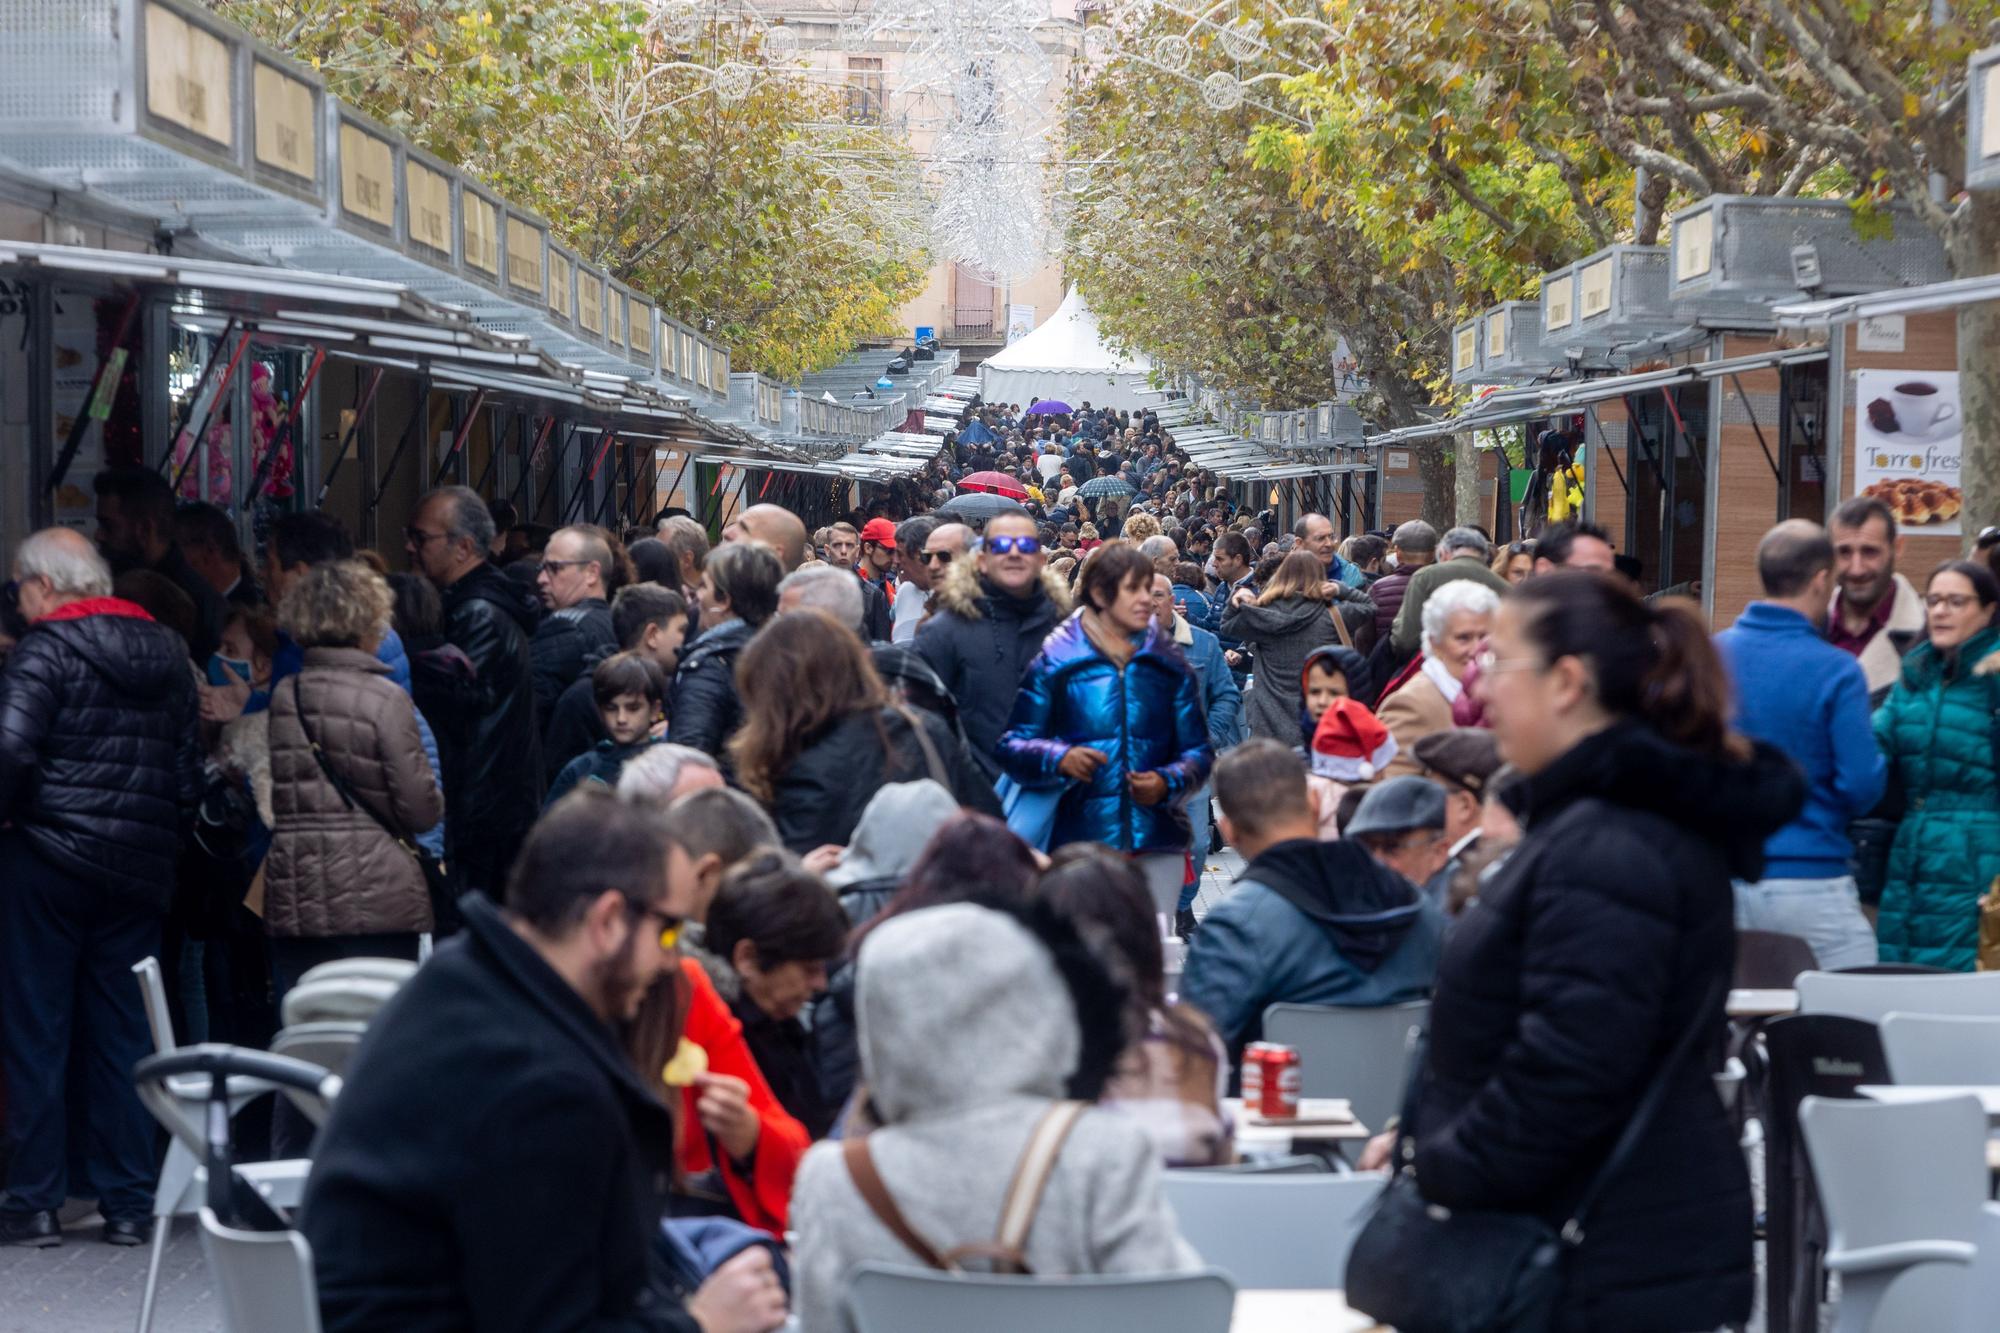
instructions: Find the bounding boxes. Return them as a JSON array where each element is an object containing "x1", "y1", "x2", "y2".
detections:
[
  {"x1": 1854, "y1": 367, "x2": 1962, "y2": 536},
  {"x1": 463, "y1": 192, "x2": 499, "y2": 276},
  {"x1": 506, "y1": 218, "x2": 543, "y2": 294},
  {"x1": 578, "y1": 273, "x2": 603, "y2": 334},
  {"x1": 1856, "y1": 315, "x2": 1906, "y2": 354},
  {"x1": 1579, "y1": 258, "x2": 1613, "y2": 319},
  {"x1": 339, "y1": 123, "x2": 395, "y2": 228},
  {"x1": 405, "y1": 161, "x2": 452, "y2": 256},
  {"x1": 1486, "y1": 311, "x2": 1508, "y2": 358},
  {"x1": 146, "y1": 5, "x2": 235, "y2": 148},
  {"x1": 606, "y1": 289, "x2": 624, "y2": 348},
  {"x1": 1675, "y1": 210, "x2": 1714, "y2": 281},
  {"x1": 712, "y1": 347, "x2": 730, "y2": 394},
  {"x1": 252, "y1": 63, "x2": 316, "y2": 178},
  {"x1": 1453, "y1": 325, "x2": 1476, "y2": 373},
  {"x1": 548, "y1": 251, "x2": 572, "y2": 319},
  {"x1": 679, "y1": 331, "x2": 696, "y2": 382},
  {"x1": 1544, "y1": 274, "x2": 1574, "y2": 331}
]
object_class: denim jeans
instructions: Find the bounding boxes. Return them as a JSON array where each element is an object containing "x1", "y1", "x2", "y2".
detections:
[
  {"x1": 1732, "y1": 874, "x2": 1878, "y2": 972},
  {"x1": 1177, "y1": 783, "x2": 1213, "y2": 914}
]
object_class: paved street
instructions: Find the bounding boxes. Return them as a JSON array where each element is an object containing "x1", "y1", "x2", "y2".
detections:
[{"x1": 0, "y1": 1204, "x2": 215, "y2": 1333}]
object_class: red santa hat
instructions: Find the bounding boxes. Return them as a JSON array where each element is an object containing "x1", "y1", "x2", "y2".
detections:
[{"x1": 1310, "y1": 697, "x2": 1399, "y2": 783}]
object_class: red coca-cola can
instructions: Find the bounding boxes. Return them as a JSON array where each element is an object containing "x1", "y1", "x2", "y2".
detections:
[{"x1": 1243, "y1": 1042, "x2": 1300, "y2": 1119}]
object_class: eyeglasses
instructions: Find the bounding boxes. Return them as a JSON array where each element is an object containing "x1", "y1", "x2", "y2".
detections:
[
  {"x1": 537, "y1": 558, "x2": 590, "y2": 577},
  {"x1": 1474, "y1": 648, "x2": 1539, "y2": 675},
  {"x1": 984, "y1": 536, "x2": 1042, "y2": 556},
  {"x1": 618, "y1": 893, "x2": 683, "y2": 951},
  {"x1": 1926, "y1": 592, "x2": 1980, "y2": 611},
  {"x1": 405, "y1": 527, "x2": 449, "y2": 548},
  {"x1": 921, "y1": 549, "x2": 956, "y2": 565}
]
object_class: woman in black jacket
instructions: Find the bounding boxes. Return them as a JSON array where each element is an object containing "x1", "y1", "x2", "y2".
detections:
[
  {"x1": 729, "y1": 610, "x2": 1000, "y2": 854},
  {"x1": 1365, "y1": 572, "x2": 1802, "y2": 1332}
]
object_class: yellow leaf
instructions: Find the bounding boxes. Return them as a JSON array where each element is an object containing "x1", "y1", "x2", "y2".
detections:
[{"x1": 1904, "y1": 92, "x2": 1921, "y2": 120}]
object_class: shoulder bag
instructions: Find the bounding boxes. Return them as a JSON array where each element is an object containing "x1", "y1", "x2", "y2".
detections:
[
  {"x1": 840, "y1": 1100, "x2": 1087, "y2": 1275},
  {"x1": 1344, "y1": 977, "x2": 1726, "y2": 1333},
  {"x1": 289, "y1": 677, "x2": 461, "y2": 934}
]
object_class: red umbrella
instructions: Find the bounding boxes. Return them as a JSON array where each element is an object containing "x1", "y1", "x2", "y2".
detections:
[{"x1": 957, "y1": 470, "x2": 1030, "y2": 499}]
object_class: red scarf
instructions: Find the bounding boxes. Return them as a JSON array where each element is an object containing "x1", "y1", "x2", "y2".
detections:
[{"x1": 37, "y1": 596, "x2": 156, "y2": 624}]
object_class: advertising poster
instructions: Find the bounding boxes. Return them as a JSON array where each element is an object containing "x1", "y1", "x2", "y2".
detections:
[
  {"x1": 1005, "y1": 303, "x2": 1035, "y2": 344},
  {"x1": 1853, "y1": 368, "x2": 1962, "y2": 536}
]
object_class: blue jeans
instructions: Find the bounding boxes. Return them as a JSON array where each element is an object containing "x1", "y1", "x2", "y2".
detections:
[
  {"x1": 1732, "y1": 874, "x2": 1878, "y2": 972},
  {"x1": 1178, "y1": 784, "x2": 1212, "y2": 913},
  {"x1": 0, "y1": 833, "x2": 163, "y2": 1221}
]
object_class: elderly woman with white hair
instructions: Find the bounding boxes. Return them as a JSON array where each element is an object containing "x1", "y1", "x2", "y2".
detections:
[{"x1": 1375, "y1": 578, "x2": 1502, "y2": 778}]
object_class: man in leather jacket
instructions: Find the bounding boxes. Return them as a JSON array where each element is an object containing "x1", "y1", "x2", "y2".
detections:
[{"x1": 407, "y1": 487, "x2": 543, "y2": 903}]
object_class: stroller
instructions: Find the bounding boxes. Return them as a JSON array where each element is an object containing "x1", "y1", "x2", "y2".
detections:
[{"x1": 132, "y1": 1045, "x2": 342, "y2": 1333}]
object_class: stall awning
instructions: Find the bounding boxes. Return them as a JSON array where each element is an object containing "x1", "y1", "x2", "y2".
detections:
[{"x1": 1773, "y1": 275, "x2": 2000, "y2": 327}]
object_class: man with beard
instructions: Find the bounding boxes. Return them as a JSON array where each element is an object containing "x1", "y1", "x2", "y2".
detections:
[
  {"x1": 1825, "y1": 495, "x2": 1926, "y2": 702},
  {"x1": 301, "y1": 791, "x2": 787, "y2": 1333}
]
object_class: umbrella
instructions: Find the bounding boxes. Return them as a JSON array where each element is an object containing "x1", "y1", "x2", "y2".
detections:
[
  {"x1": 1026, "y1": 400, "x2": 1072, "y2": 416},
  {"x1": 938, "y1": 493, "x2": 1029, "y2": 524},
  {"x1": 956, "y1": 419, "x2": 996, "y2": 445},
  {"x1": 957, "y1": 470, "x2": 1030, "y2": 499},
  {"x1": 1078, "y1": 475, "x2": 1135, "y2": 499}
]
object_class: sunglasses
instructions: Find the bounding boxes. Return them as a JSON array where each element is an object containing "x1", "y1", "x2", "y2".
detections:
[
  {"x1": 921, "y1": 549, "x2": 956, "y2": 564},
  {"x1": 984, "y1": 536, "x2": 1042, "y2": 556},
  {"x1": 619, "y1": 893, "x2": 684, "y2": 951}
]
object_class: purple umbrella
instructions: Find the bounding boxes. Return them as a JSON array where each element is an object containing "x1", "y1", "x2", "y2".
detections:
[{"x1": 1026, "y1": 400, "x2": 1072, "y2": 416}]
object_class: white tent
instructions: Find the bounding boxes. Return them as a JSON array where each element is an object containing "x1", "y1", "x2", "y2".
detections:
[{"x1": 979, "y1": 286, "x2": 1155, "y2": 411}]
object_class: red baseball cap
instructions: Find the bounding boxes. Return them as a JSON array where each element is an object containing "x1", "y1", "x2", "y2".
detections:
[{"x1": 860, "y1": 518, "x2": 899, "y2": 546}]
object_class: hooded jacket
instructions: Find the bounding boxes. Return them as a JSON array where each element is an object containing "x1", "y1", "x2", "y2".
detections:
[
  {"x1": 1295, "y1": 644, "x2": 1372, "y2": 745},
  {"x1": 1409, "y1": 722, "x2": 1802, "y2": 1333},
  {"x1": 667, "y1": 618, "x2": 756, "y2": 764},
  {"x1": 790, "y1": 906, "x2": 1196, "y2": 1333},
  {"x1": 765, "y1": 706, "x2": 1002, "y2": 854},
  {"x1": 914, "y1": 559, "x2": 1071, "y2": 780},
  {"x1": 1220, "y1": 595, "x2": 1344, "y2": 743},
  {"x1": 0, "y1": 597, "x2": 200, "y2": 906},
  {"x1": 530, "y1": 596, "x2": 616, "y2": 721},
  {"x1": 1179, "y1": 839, "x2": 1443, "y2": 1062},
  {"x1": 411, "y1": 562, "x2": 543, "y2": 889},
  {"x1": 997, "y1": 613, "x2": 1213, "y2": 854}
]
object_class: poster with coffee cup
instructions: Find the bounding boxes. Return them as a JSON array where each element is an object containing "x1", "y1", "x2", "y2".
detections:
[{"x1": 1854, "y1": 368, "x2": 1962, "y2": 535}]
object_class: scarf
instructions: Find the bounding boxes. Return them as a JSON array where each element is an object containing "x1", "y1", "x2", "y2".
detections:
[{"x1": 1080, "y1": 609, "x2": 1140, "y2": 668}]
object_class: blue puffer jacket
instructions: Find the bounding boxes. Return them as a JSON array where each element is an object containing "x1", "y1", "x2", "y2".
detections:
[{"x1": 997, "y1": 612, "x2": 1213, "y2": 853}]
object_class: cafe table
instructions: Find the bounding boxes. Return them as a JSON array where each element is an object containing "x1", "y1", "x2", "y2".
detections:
[
  {"x1": 1229, "y1": 1288, "x2": 1386, "y2": 1332},
  {"x1": 1726, "y1": 988, "x2": 1798, "y2": 1020}
]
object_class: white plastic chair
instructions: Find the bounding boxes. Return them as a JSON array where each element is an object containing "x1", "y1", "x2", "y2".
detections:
[
  {"x1": 279, "y1": 975, "x2": 403, "y2": 1028},
  {"x1": 1161, "y1": 1168, "x2": 1384, "y2": 1288},
  {"x1": 1261, "y1": 1000, "x2": 1428, "y2": 1134},
  {"x1": 133, "y1": 958, "x2": 309, "y2": 1333},
  {"x1": 1799, "y1": 1092, "x2": 1987, "y2": 1333},
  {"x1": 1879, "y1": 1012, "x2": 2000, "y2": 1086},
  {"x1": 845, "y1": 1263, "x2": 1236, "y2": 1333},
  {"x1": 1955, "y1": 1200, "x2": 2000, "y2": 1331},
  {"x1": 294, "y1": 957, "x2": 419, "y2": 990},
  {"x1": 268, "y1": 1023, "x2": 367, "y2": 1113},
  {"x1": 1795, "y1": 971, "x2": 2000, "y2": 1025},
  {"x1": 197, "y1": 1206, "x2": 323, "y2": 1333}
]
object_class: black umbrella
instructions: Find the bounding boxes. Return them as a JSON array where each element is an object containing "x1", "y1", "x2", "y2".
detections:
[
  {"x1": 938, "y1": 492, "x2": 1029, "y2": 524},
  {"x1": 1078, "y1": 475, "x2": 1135, "y2": 499}
]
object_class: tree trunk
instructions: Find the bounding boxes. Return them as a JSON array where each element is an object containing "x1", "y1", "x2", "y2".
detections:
[
  {"x1": 1417, "y1": 440, "x2": 1454, "y2": 530},
  {"x1": 1453, "y1": 433, "x2": 1481, "y2": 527},
  {"x1": 1956, "y1": 198, "x2": 2000, "y2": 556}
]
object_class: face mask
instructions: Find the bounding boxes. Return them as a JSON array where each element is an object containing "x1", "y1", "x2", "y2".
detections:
[{"x1": 208, "y1": 653, "x2": 253, "y2": 688}]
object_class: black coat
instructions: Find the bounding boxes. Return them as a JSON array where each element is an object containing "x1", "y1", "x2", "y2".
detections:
[
  {"x1": 545, "y1": 673, "x2": 609, "y2": 785},
  {"x1": 531, "y1": 597, "x2": 616, "y2": 720},
  {"x1": 1410, "y1": 723, "x2": 1803, "y2": 1332},
  {"x1": 858, "y1": 576, "x2": 892, "y2": 646},
  {"x1": 411, "y1": 563, "x2": 544, "y2": 890},
  {"x1": 912, "y1": 566, "x2": 1069, "y2": 781},
  {"x1": 301, "y1": 896, "x2": 696, "y2": 1332},
  {"x1": 767, "y1": 706, "x2": 1001, "y2": 854},
  {"x1": 668, "y1": 618, "x2": 755, "y2": 763},
  {"x1": 728, "y1": 991, "x2": 839, "y2": 1141},
  {"x1": 0, "y1": 599, "x2": 199, "y2": 907}
]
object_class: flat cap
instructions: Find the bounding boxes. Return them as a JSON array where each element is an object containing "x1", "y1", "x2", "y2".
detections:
[
  {"x1": 1344, "y1": 775, "x2": 1447, "y2": 839},
  {"x1": 1412, "y1": 729, "x2": 1502, "y2": 799}
]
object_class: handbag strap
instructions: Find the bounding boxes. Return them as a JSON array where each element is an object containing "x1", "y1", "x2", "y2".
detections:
[
  {"x1": 994, "y1": 1100, "x2": 1086, "y2": 1258},
  {"x1": 288, "y1": 676, "x2": 416, "y2": 855},
  {"x1": 1329, "y1": 600, "x2": 1356, "y2": 650},
  {"x1": 841, "y1": 1137, "x2": 948, "y2": 1270},
  {"x1": 890, "y1": 703, "x2": 950, "y2": 788}
]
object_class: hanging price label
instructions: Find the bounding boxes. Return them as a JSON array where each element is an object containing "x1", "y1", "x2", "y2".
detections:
[{"x1": 86, "y1": 348, "x2": 129, "y2": 421}]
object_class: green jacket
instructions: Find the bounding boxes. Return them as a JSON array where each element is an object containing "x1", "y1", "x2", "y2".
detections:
[{"x1": 1872, "y1": 625, "x2": 2000, "y2": 971}]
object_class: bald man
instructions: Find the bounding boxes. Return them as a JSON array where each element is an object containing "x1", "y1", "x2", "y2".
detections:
[{"x1": 728, "y1": 504, "x2": 808, "y2": 573}]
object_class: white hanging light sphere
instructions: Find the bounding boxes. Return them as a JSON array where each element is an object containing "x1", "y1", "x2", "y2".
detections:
[
  {"x1": 1201, "y1": 70, "x2": 1244, "y2": 110},
  {"x1": 1153, "y1": 34, "x2": 1192, "y2": 72},
  {"x1": 1082, "y1": 26, "x2": 1119, "y2": 62},
  {"x1": 1220, "y1": 18, "x2": 1260, "y2": 62},
  {"x1": 711, "y1": 61, "x2": 756, "y2": 104},
  {"x1": 762, "y1": 25, "x2": 799, "y2": 61}
]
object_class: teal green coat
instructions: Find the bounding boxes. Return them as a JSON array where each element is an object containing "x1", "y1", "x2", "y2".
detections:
[{"x1": 1872, "y1": 626, "x2": 2000, "y2": 971}]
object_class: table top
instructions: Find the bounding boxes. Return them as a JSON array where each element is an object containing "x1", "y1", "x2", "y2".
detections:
[
  {"x1": 1727, "y1": 988, "x2": 1798, "y2": 1019},
  {"x1": 1857, "y1": 1084, "x2": 2000, "y2": 1116},
  {"x1": 1225, "y1": 1097, "x2": 1371, "y2": 1149},
  {"x1": 1229, "y1": 1288, "x2": 1384, "y2": 1333}
]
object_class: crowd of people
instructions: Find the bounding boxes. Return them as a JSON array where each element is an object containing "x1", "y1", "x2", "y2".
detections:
[{"x1": 0, "y1": 401, "x2": 1995, "y2": 1333}]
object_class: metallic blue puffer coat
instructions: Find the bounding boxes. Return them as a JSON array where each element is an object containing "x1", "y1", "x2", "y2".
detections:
[{"x1": 997, "y1": 612, "x2": 1213, "y2": 854}]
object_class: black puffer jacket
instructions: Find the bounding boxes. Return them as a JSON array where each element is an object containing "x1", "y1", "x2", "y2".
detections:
[
  {"x1": 530, "y1": 597, "x2": 616, "y2": 721},
  {"x1": 0, "y1": 598, "x2": 199, "y2": 907},
  {"x1": 411, "y1": 563, "x2": 543, "y2": 892},
  {"x1": 913, "y1": 561, "x2": 1070, "y2": 780},
  {"x1": 1409, "y1": 722, "x2": 1803, "y2": 1333},
  {"x1": 668, "y1": 618, "x2": 756, "y2": 763},
  {"x1": 766, "y1": 706, "x2": 1001, "y2": 854}
]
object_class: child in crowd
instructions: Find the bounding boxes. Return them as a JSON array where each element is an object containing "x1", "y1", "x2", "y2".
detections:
[
  {"x1": 544, "y1": 651, "x2": 666, "y2": 806},
  {"x1": 1297, "y1": 644, "x2": 1371, "y2": 748}
]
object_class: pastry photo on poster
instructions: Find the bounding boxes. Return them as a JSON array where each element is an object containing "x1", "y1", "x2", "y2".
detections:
[{"x1": 1854, "y1": 368, "x2": 1961, "y2": 535}]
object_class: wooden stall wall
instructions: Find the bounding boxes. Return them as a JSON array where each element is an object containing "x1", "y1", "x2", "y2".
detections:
[
  {"x1": 1710, "y1": 333, "x2": 1787, "y2": 628},
  {"x1": 1587, "y1": 399, "x2": 1631, "y2": 556}
]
